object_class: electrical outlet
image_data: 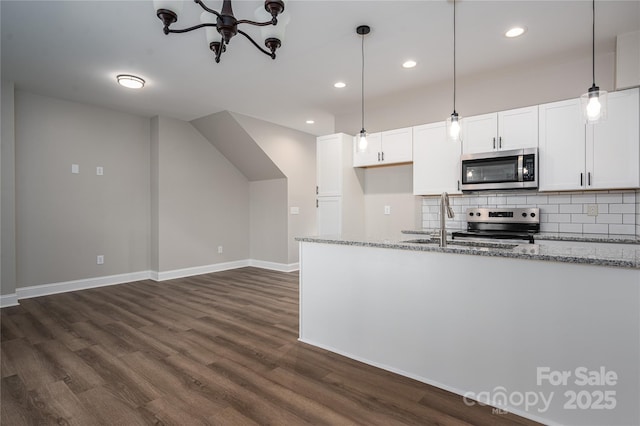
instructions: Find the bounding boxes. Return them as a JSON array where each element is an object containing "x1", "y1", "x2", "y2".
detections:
[
  {"x1": 97, "y1": 255, "x2": 104, "y2": 265},
  {"x1": 384, "y1": 205, "x2": 391, "y2": 215},
  {"x1": 217, "y1": 246, "x2": 223, "y2": 254},
  {"x1": 586, "y1": 205, "x2": 598, "y2": 217}
]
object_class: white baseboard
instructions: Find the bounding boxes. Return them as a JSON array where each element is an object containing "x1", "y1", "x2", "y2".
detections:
[
  {"x1": 0, "y1": 293, "x2": 19, "y2": 308},
  {"x1": 153, "y1": 260, "x2": 250, "y2": 281},
  {"x1": 15, "y1": 271, "x2": 152, "y2": 301},
  {"x1": 249, "y1": 259, "x2": 299, "y2": 272},
  {"x1": 7, "y1": 258, "x2": 298, "y2": 304}
]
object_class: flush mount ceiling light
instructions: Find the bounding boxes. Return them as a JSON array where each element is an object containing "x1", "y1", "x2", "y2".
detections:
[
  {"x1": 117, "y1": 74, "x2": 145, "y2": 89},
  {"x1": 402, "y1": 60, "x2": 417, "y2": 69},
  {"x1": 505, "y1": 26, "x2": 526, "y2": 38},
  {"x1": 334, "y1": 82, "x2": 346, "y2": 88},
  {"x1": 306, "y1": 120, "x2": 315, "y2": 124},
  {"x1": 581, "y1": 0, "x2": 607, "y2": 123},
  {"x1": 356, "y1": 25, "x2": 371, "y2": 153},
  {"x1": 446, "y1": 0, "x2": 462, "y2": 142},
  {"x1": 153, "y1": 0, "x2": 289, "y2": 63}
]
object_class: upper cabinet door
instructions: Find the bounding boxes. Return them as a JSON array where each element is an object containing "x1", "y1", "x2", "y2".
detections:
[
  {"x1": 538, "y1": 98, "x2": 586, "y2": 191},
  {"x1": 380, "y1": 127, "x2": 413, "y2": 164},
  {"x1": 413, "y1": 122, "x2": 462, "y2": 195},
  {"x1": 317, "y1": 134, "x2": 343, "y2": 196},
  {"x1": 353, "y1": 132, "x2": 381, "y2": 167},
  {"x1": 462, "y1": 113, "x2": 497, "y2": 154},
  {"x1": 498, "y1": 106, "x2": 539, "y2": 151},
  {"x1": 587, "y1": 88, "x2": 640, "y2": 189}
]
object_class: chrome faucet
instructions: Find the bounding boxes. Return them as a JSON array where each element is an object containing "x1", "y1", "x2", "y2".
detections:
[{"x1": 439, "y1": 192, "x2": 455, "y2": 248}]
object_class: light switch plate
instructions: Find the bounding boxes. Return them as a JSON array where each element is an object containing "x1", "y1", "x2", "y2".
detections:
[
  {"x1": 71, "y1": 164, "x2": 79, "y2": 174},
  {"x1": 290, "y1": 207, "x2": 300, "y2": 215}
]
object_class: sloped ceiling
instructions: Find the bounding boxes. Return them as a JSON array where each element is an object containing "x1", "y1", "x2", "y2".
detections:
[{"x1": 191, "y1": 111, "x2": 285, "y2": 181}]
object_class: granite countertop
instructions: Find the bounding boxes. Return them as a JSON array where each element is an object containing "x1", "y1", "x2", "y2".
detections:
[
  {"x1": 401, "y1": 229, "x2": 640, "y2": 244},
  {"x1": 296, "y1": 232, "x2": 640, "y2": 269}
]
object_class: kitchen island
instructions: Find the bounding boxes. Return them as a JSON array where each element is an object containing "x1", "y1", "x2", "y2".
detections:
[{"x1": 296, "y1": 234, "x2": 640, "y2": 426}]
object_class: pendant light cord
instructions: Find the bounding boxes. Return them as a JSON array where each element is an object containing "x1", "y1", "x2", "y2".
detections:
[
  {"x1": 361, "y1": 31, "x2": 365, "y2": 132},
  {"x1": 453, "y1": 0, "x2": 457, "y2": 113},
  {"x1": 591, "y1": 0, "x2": 595, "y2": 86}
]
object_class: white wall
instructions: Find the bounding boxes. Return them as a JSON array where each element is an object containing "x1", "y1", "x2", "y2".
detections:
[
  {"x1": 14, "y1": 90, "x2": 151, "y2": 287},
  {"x1": 152, "y1": 116, "x2": 250, "y2": 273},
  {"x1": 250, "y1": 179, "x2": 288, "y2": 264},
  {"x1": 1, "y1": 81, "x2": 17, "y2": 296},
  {"x1": 231, "y1": 112, "x2": 317, "y2": 264}
]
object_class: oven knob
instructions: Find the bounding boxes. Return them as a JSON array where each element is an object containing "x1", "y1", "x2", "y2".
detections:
[
  {"x1": 469, "y1": 212, "x2": 474, "y2": 217},
  {"x1": 476, "y1": 212, "x2": 481, "y2": 216},
  {"x1": 522, "y1": 212, "x2": 527, "y2": 217},
  {"x1": 531, "y1": 212, "x2": 536, "y2": 218}
]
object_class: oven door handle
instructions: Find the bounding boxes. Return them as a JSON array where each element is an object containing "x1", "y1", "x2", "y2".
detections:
[{"x1": 517, "y1": 155, "x2": 524, "y2": 182}]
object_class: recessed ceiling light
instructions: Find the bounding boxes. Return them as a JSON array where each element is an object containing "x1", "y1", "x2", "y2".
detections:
[
  {"x1": 402, "y1": 60, "x2": 417, "y2": 69},
  {"x1": 117, "y1": 74, "x2": 145, "y2": 89},
  {"x1": 334, "y1": 82, "x2": 346, "y2": 88},
  {"x1": 505, "y1": 27, "x2": 526, "y2": 38},
  {"x1": 306, "y1": 120, "x2": 315, "y2": 124}
]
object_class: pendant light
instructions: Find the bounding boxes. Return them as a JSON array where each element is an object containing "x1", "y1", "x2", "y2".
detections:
[
  {"x1": 581, "y1": 0, "x2": 607, "y2": 123},
  {"x1": 446, "y1": 0, "x2": 461, "y2": 142},
  {"x1": 356, "y1": 25, "x2": 370, "y2": 153}
]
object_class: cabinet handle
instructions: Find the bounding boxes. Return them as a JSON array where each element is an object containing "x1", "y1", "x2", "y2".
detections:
[
  {"x1": 457, "y1": 180, "x2": 460, "y2": 191},
  {"x1": 588, "y1": 172, "x2": 592, "y2": 186},
  {"x1": 498, "y1": 136, "x2": 502, "y2": 149},
  {"x1": 381, "y1": 152, "x2": 384, "y2": 162},
  {"x1": 580, "y1": 173, "x2": 584, "y2": 186},
  {"x1": 492, "y1": 137, "x2": 496, "y2": 149},
  {"x1": 377, "y1": 152, "x2": 381, "y2": 162},
  {"x1": 316, "y1": 185, "x2": 318, "y2": 195},
  {"x1": 316, "y1": 199, "x2": 318, "y2": 208}
]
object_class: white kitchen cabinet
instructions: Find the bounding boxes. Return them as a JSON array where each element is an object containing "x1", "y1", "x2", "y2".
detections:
[
  {"x1": 586, "y1": 88, "x2": 640, "y2": 189},
  {"x1": 316, "y1": 196, "x2": 341, "y2": 235},
  {"x1": 316, "y1": 133, "x2": 365, "y2": 235},
  {"x1": 462, "y1": 106, "x2": 538, "y2": 154},
  {"x1": 353, "y1": 127, "x2": 412, "y2": 167},
  {"x1": 412, "y1": 122, "x2": 462, "y2": 195},
  {"x1": 538, "y1": 98, "x2": 586, "y2": 191},
  {"x1": 539, "y1": 88, "x2": 639, "y2": 191}
]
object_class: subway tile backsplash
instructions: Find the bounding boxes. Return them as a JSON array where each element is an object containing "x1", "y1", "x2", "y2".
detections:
[{"x1": 422, "y1": 189, "x2": 640, "y2": 237}]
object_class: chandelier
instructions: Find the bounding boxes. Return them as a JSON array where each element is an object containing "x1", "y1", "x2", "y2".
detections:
[{"x1": 153, "y1": 0, "x2": 288, "y2": 63}]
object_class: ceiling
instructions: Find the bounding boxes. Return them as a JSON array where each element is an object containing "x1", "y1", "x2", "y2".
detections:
[{"x1": 2, "y1": 0, "x2": 639, "y2": 136}]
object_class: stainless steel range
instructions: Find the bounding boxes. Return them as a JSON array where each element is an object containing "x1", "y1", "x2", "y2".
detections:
[{"x1": 452, "y1": 207, "x2": 540, "y2": 243}]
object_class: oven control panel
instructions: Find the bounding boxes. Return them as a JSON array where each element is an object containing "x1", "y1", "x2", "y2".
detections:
[{"x1": 466, "y1": 208, "x2": 540, "y2": 224}]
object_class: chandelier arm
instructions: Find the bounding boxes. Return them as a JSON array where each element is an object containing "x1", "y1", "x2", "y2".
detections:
[
  {"x1": 194, "y1": 0, "x2": 221, "y2": 18},
  {"x1": 166, "y1": 23, "x2": 217, "y2": 34},
  {"x1": 237, "y1": 29, "x2": 276, "y2": 58},
  {"x1": 236, "y1": 18, "x2": 277, "y2": 27}
]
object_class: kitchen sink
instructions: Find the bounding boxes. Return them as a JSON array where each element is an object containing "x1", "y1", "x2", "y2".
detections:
[{"x1": 402, "y1": 239, "x2": 518, "y2": 250}]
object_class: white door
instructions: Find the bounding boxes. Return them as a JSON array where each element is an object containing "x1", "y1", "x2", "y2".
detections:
[
  {"x1": 316, "y1": 135, "x2": 342, "y2": 196},
  {"x1": 413, "y1": 122, "x2": 462, "y2": 195},
  {"x1": 353, "y1": 132, "x2": 382, "y2": 167},
  {"x1": 317, "y1": 196, "x2": 342, "y2": 235},
  {"x1": 538, "y1": 98, "x2": 586, "y2": 191},
  {"x1": 462, "y1": 113, "x2": 498, "y2": 154},
  {"x1": 587, "y1": 88, "x2": 640, "y2": 189},
  {"x1": 380, "y1": 127, "x2": 413, "y2": 164},
  {"x1": 498, "y1": 106, "x2": 539, "y2": 151}
]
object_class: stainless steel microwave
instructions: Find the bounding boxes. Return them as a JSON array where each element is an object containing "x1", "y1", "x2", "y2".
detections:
[{"x1": 460, "y1": 148, "x2": 538, "y2": 191}]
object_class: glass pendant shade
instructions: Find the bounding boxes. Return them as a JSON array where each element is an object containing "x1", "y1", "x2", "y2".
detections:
[
  {"x1": 446, "y1": 111, "x2": 462, "y2": 142},
  {"x1": 153, "y1": 0, "x2": 183, "y2": 14},
  {"x1": 357, "y1": 129, "x2": 368, "y2": 153},
  {"x1": 200, "y1": 11, "x2": 221, "y2": 45},
  {"x1": 255, "y1": 7, "x2": 290, "y2": 42},
  {"x1": 581, "y1": 85, "x2": 608, "y2": 123}
]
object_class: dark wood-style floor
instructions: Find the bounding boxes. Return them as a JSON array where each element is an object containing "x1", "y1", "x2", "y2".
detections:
[{"x1": 1, "y1": 267, "x2": 540, "y2": 425}]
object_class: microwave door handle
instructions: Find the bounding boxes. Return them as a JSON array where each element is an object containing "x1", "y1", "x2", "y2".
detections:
[{"x1": 517, "y1": 155, "x2": 524, "y2": 182}]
